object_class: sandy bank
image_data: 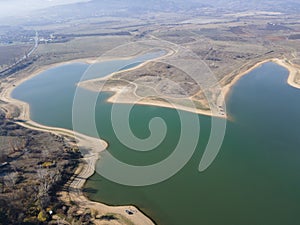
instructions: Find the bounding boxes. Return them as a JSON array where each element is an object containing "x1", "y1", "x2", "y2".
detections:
[
  {"x1": 1, "y1": 55, "x2": 299, "y2": 225},
  {"x1": 221, "y1": 58, "x2": 300, "y2": 99},
  {"x1": 0, "y1": 58, "x2": 156, "y2": 225},
  {"x1": 274, "y1": 58, "x2": 300, "y2": 89},
  {"x1": 78, "y1": 57, "x2": 300, "y2": 120},
  {"x1": 78, "y1": 54, "x2": 226, "y2": 118}
]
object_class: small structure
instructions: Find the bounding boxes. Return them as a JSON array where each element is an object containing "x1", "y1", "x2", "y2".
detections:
[
  {"x1": 125, "y1": 209, "x2": 134, "y2": 215},
  {"x1": 0, "y1": 162, "x2": 9, "y2": 168}
]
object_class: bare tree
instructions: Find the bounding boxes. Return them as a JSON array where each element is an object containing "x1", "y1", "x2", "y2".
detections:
[
  {"x1": 37, "y1": 169, "x2": 47, "y2": 180},
  {"x1": 0, "y1": 152, "x2": 8, "y2": 163},
  {"x1": 8, "y1": 137, "x2": 28, "y2": 153},
  {"x1": 4, "y1": 172, "x2": 19, "y2": 188}
]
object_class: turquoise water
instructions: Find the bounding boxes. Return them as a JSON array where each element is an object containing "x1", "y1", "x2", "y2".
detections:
[{"x1": 12, "y1": 61, "x2": 300, "y2": 225}]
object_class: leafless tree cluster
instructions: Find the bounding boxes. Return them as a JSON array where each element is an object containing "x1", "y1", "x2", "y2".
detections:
[{"x1": 0, "y1": 112, "x2": 80, "y2": 224}]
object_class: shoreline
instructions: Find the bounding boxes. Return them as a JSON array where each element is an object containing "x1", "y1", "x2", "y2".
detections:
[
  {"x1": 77, "y1": 54, "x2": 223, "y2": 118},
  {"x1": 0, "y1": 57, "x2": 157, "y2": 225},
  {"x1": 1, "y1": 55, "x2": 299, "y2": 225},
  {"x1": 274, "y1": 58, "x2": 300, "y2": 89},
  {"x1": 221, "y1": 58, "x2": 300, "y2": 99},
  {"x1": 107, "y1": 95, "x2": 214, "y2": 117},
  {"x1": 79, "y1": 57, "x2": 300, "y2": 119}
]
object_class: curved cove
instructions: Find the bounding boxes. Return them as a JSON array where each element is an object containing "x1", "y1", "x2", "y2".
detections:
[{"x1": 12, "y1": 61, "x2": 300, "y2": 225}]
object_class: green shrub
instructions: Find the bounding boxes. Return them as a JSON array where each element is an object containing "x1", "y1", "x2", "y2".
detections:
[{"x1": 37, "y1": 211, "x2": 48, "y2": 222}]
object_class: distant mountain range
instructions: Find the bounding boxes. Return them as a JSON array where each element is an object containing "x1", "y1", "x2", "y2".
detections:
[
  {"x1": 40, "y1": 0, "x2": 300, "y2": 18},
  {"x1": 4, "y1": 0, "x2": 300, "y2": 26}
]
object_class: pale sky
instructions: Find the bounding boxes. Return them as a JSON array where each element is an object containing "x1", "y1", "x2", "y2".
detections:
[{"x1": 0, "y1": 0, "x2": 90, "y2": 18}]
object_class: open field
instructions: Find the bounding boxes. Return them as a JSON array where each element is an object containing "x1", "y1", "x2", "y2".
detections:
[
  {"x1": 35, "y1": 36, "x2": 132, "y2": 65},
  {"x1": 0, "y1": 44, "x2": 32, "y2": 69},
  {"x1": 78, "y1": 13, "x2": 300, "y2": 116}
]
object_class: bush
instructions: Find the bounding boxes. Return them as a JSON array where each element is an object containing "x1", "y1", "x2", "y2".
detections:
[{"x1": 37, "y1": 211, "x2": 48, "y2": 222}]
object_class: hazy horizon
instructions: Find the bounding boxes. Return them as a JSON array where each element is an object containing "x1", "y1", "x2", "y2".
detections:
[
  {"x1": 0, "y1": 0, "x2": 90, "y2": 19},
  {"x1": 0, "y1": 0, "x2": 299, "y2": 22}
]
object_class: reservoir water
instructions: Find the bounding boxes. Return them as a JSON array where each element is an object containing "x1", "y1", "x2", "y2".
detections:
[{"x1": 12, "y1": 61, "x2": 300, "y2": 225}]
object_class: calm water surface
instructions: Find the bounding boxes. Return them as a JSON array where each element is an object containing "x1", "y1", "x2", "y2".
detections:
[{"x1": 12, "y1": 61, "x2": 300, "y2": 225}]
